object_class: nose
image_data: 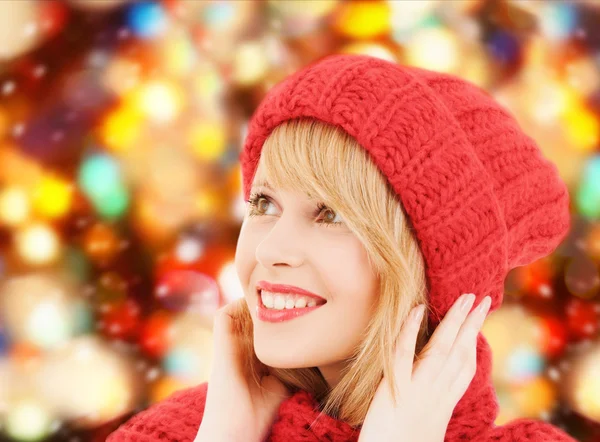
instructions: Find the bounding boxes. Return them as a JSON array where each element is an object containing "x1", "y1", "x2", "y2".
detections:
[{"x1": 255, "y1": 214, "x2": 305, "y2": 268}]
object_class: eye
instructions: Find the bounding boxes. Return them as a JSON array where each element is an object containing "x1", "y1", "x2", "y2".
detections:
[
  {"x1": 246, "y1": 192, "x2": 344, "y2": 227},
  {"x1": 315, "y1": 203, "x2": 344, "y2": 227},
  {"x1": 246, "y1": 192, "x2": 275, "y2": 217}
]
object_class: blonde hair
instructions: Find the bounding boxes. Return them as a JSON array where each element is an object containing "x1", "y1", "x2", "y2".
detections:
[{"x1": 232, "y1": 118, "x2": 429, "y2": 428}]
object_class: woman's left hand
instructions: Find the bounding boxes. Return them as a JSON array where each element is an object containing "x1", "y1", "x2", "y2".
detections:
[{"x1": 358, "y1": 293, "x2": 492, "y2": 442}]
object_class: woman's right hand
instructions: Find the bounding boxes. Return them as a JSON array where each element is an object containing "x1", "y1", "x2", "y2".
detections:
[{"x1": 194, "y1": 298, "x2": 291, "y2": 442}]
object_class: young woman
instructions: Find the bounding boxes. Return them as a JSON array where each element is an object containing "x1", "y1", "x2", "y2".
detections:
[{"x1": 108, "y1": 54, "x2": 576, "y2": 442}]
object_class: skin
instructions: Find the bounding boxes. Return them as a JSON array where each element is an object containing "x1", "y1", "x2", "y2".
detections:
[
  {"x1": 358, "y1": 293, "x2": 491, "y2": 442},
  {"x1": 196, "y1": 181, "x2": 492, "y2": 441},
  {"x1": 234, "y1": 183, "x2": 379, "y2": 387},
  {"x1": 196, "y1": 290, "x2": 491, "y2": 442}
]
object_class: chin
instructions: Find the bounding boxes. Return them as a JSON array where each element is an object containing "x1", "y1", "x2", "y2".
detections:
[{"x1": 254, "y1": 340, "x2": 315, "y2": 369}]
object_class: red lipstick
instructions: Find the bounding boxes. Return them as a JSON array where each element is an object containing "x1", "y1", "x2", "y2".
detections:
[
  {"x1": 255, "y1": 280, "x2": 326, "y2": 323},
  {"x1": 256, "y1": 281, "x2": 326, "y2": 302}
]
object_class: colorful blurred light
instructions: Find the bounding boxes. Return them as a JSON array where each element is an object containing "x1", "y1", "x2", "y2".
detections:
[
  {"x1": 78, "y1": 153, "x2": 130, "y2": 219},
  {"x1": 127, "y1": 1, "x2": 167, "y2": 39},
  {"x1": 536, "y1": 315, "x2": 568, "y2": 359},
  {"x1": 0, "y1": 186, "x2": 30, "y2": 226},
  {"x1": 15, "y1": 223, "x2": 61, "y2": 265},
  {"x1": 161, "y1": 30, "x2": 196, "y2": 77},
  {"x1": 511, "y1": 376, "x2": 557, "y2": 418},
  {"x1": 506, "y1": 345, "x2": 546, "y2": 383},
  {"x1": 166, "y1": 312, "x2": 214, "y2": 382},
  {"x1": 389, "y1": 0, "x2": 439, "y2": 35},
  {"x1": 98, "y1": 297, "x2": 141, "y2": 341},
  {"x1": 0, "y1": 0, "x2": 44, "y2": 61},
  {"x1": 149, "y1": 375, "x2": 187, "y2": 404},
  {"x1": 175, "y1": 237, "x2": 205, "y2": 263},
  {"x1": 482, "y1": 305, "x2": 543, "y2": 385},
  {"x1": 232, "y1": 40, "x2": 269, "y2": 86},
  {"x1": 333, "y1": 0, "x2": 391, "y2": 39},
  {"x1": 4, "y1": 399, "x2": 54, "y2": 441},
  {"x1": 82, "y1": 223, "x2": 121, "y2": 264},
  {"x1": 267, "y1": 0, "x2": 338, "y2": 37},
  {"x1": 539, "y1": 2, "x2": 578, "y2": 41},
  {"x1": 135, "y1": 80, "x2": 184, "y2": 124},
  {"x1": 139, "y1": 310, "x2": 173, "y2": 359},
  {"x1": 576, "y1": 155, "x2": 600, "y2": 219},
  {"x1": 35, "y1": 336, "x2": 140, "y2": 425},
  {"x1": 562, "y1": 101, "x2": 599, "y2": 152},
  {"x1": 0, "y1": 273, "x2": 78, "y2": 349},
  {"x1": 79, "y1": 153, "x2": 122, "y2": 200},
  {"x1": 563, "y1": 340, "x2": 600, "y2": 422},
  {"x1": 101, "y1": 105, "x2": 143, "y2": 152},
  {"x1": 188, "y1": 120, "x2": 227, "y2": 162},
  {"x1": 405, "y1": 26, "x2": 460, "y2": 73},
  {"x1": 155, "y1": 270, "x2": 220, "y2": 316},
  {"x1": 32, "y1": 174, "x2": 73, "y2": 220},
  {"x1": 565, "y1": 297, "x2": 598, "y2": 341}
]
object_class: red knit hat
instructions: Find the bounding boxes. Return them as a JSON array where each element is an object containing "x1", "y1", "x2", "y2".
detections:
[{"x1": 239, "y1": 53, "x2": 571, "y2": 439}]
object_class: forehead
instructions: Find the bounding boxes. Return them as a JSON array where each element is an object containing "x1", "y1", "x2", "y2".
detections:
[
  {"x1": 252, "y1": 177, "x2": 321, "y2": 201},
  {"x1": 252, "y1": 178, "x2": 273, "y2": 190}
]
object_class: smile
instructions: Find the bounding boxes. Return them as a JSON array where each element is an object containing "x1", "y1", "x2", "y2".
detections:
[{"x1": 257, "y1": 289, "x2": 326, "y2": 323}]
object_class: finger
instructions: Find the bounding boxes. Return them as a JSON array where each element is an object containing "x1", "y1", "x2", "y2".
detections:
[
  {"x1": 212, "y1": 299, "x2": 247, "y2": 372},
  {"x1": 394, "y1": 304, "x2": 426, "y2": 382},
  {"x1": 413, "y1": 294, "x2": 475, "y2": 379},
  {"x1": 443, "y1": 296, "x2": 491, "y2": 395}
]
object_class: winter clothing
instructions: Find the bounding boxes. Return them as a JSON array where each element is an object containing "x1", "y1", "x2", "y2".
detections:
[{"x1": 108, "y1": 54, "x2": 575, "y2": 441}]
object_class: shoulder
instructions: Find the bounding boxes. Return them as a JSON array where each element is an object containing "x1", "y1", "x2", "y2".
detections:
[{"x1": 107, "y1": 382, "x2": 209, "y2": 442}]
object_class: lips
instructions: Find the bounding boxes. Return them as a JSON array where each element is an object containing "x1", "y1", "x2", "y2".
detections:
[{"x1": 256, "y1": 280, "x2": 327, "y2": 303}]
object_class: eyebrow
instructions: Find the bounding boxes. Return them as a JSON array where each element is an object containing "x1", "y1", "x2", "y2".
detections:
[
  {"x1": 252, "y1": 179, "x2": 273, "y2": 190},
  {"x1": 251, "y1": 179, "x2": 320, "y2": 202}
]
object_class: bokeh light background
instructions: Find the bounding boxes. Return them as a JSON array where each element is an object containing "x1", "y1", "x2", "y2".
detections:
[{"x1": 0, "y1": 0, "x2": 600, "y2": 440}]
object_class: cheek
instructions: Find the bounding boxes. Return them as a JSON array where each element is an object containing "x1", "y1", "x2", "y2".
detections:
[
  {"x1": 234, "y1": 224, "x2": 257, "y2": 293},
  {"x1": 319, "y1": 237, "x2": 377, "y2": 307}
]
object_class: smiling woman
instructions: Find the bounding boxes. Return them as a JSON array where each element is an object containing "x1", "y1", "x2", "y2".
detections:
[
  {"x1": 107, "y1": 53, "x2": 575, "y2": 442},
  {"x1": 233, "y1": 117, "x2": 429, "y2": 421}
]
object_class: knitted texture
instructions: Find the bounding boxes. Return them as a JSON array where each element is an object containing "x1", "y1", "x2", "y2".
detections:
[
  {"x1": 108, "y1": 54, "x2": 575, "y2": 441},
  {"x1": 237, "y1": 53, "x2": 572, "y2": 440},
  {"x1": 107, "y1": 382, "x2": 209, "y2": 442},
  {"x1": 107, "y1": 380, "x2": 576, "y2": 441}
]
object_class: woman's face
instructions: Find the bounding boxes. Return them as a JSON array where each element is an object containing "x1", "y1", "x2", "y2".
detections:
[{"x1": 235, "y1": 180, "x2": 379, "y2": 387}]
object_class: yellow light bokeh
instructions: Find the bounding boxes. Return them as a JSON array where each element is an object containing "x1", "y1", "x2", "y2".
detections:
[
  {"x1": 334, "y1": 1, "x2": 391, "y2": 39},
  {"x1": 135, "y1": 80, "x2": 184, "y2": 124},
  {"x1": 188, "y1": 121, "x2": 227, "y2": 162},
  {"x1": 562, "y1": 102, "x2": 599, "y2": 153},
  {"x1": 405, "y1": 26, "x2": 460, "y2": 73},
  {"x1": 233, "y1": 41, "x2": 269, "y2": 86},
  {"x1": 0, "y1": 186, "x2": 30, "y2": 226},
  {"x1": 511, "y1": 376, "x2": 557, "y2": 418},
  {"x1": 101, "y1": 105, "x2": 143, "y2": 153},
  {"x1": 15, "y1": 223, "x2": 61, "y2": 265},
  {"x1": 32, "y1": 174, "x2": 74, "y2": 219}
]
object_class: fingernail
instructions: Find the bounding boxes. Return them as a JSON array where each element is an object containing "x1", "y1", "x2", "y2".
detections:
[
  {"x1": 460, "y1": 293, "x2": 476, "y2": 312},
  {"x1": 476, "y1": 296, "x2": 492, "y2": 314},
  {"x1": 413, "y1": 305, "x2": 425, "y2": 324}
]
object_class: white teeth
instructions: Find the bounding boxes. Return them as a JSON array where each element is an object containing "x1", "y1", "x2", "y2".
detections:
[
  {"x1": 262, "y1": 292, "x2": 274, "y2": 308},
  {"x1": 294, "y1": 297, "x2": 307, "y2": 308},
  {"x1": 285, "y1": 296, "x2": 295, "y2": 309},
  {"x1": 260, "y1": 290, "x2": 323, "y2": 310},
  {"x1": 273, "y1": 296, "x2": 286, "y2": 310}
]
